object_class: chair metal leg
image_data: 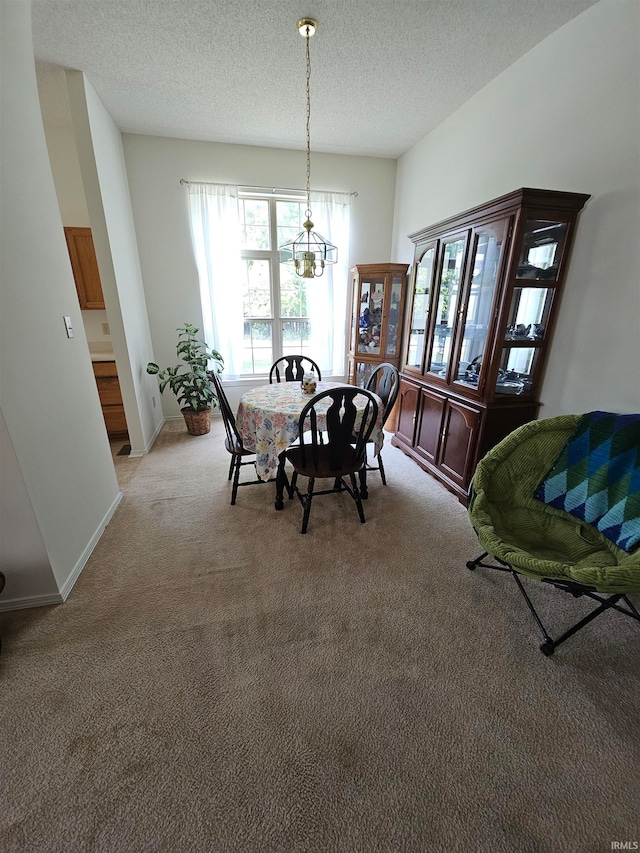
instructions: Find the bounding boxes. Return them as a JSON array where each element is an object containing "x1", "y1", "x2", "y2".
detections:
[
  {"x1": 301, "y1": 478, "x2": 314, "y2": 534},
  {"x1": 466, "y1": 552, "x2": 640, "y2": 656},
  {"x1": 511, "y1": 571, "x2": 555, "y2": 652}
]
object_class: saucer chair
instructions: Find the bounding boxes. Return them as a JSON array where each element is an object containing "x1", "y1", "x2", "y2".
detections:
[{"x1": 466, "y1": 413, "x2": 640, "y2": 655}]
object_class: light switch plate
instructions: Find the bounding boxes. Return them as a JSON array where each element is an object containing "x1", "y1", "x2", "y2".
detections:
[{"x1": 63, "y1": 316, "x2": 74, "y2": 338}]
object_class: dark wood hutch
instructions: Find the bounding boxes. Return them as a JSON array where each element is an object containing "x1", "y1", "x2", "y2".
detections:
[{"x1": 391, "y1": 187, "x2": 590, "y2": 503}]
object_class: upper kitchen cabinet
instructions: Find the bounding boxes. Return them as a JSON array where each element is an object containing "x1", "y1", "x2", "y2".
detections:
[
  {"x1": 64, "y1": 227, "x2": 105, "y2": 309},
  {"x1": 393, "y1": 187, "x2": 590, "y2": 503},
  {"x1": 347, "y1": 263, "x2": 408, "y2": 388}
]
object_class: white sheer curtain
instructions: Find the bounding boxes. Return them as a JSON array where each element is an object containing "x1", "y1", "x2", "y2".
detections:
[
  {"x1": 186, "y1": 183, "x2": 244, "y2": 379},
  {"x1": 306, "y1": 190, "x2": 352, "y2": 377},
  {"x1": 186, "y1": 183, "x2": 351, "y2": 379}
]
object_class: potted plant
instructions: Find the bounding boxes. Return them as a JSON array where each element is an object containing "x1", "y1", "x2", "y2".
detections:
[{"x1": 147, "y1": 324, "x2": 224, "y2": 436}]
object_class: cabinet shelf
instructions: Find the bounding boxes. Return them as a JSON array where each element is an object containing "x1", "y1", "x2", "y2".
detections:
[{"x1": 393, "y1": 187, "x2": 589, "y2": 503}]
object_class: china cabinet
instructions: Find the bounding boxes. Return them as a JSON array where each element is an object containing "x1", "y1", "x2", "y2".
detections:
[
  {"x1": 347, "y1": 263, "x2": 408, "y2": 388},
  {"x1": 392, "y1": 187, "x2": 590, "y2": 503}
]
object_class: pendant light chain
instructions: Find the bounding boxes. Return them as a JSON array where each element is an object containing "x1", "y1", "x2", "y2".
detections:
[
  {"x1": 304, "y1": 27, "x2": 312, "y2": 219},
  {"x1": 278, "y1": 18, "x2": 337, "y2": 278}
]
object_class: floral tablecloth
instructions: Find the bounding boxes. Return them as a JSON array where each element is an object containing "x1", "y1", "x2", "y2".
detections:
[{"x1": 236, "y1": 381, "x2": 384, "y2": 481}]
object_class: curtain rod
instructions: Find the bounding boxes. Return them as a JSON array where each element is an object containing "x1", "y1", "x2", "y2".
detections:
[{"x1": 179, "y1": 179, "x2": 357, "y2": 197}]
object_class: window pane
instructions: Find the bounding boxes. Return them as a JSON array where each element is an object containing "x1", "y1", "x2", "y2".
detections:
[
  {"x1": 242, "y1": 259, "x2": 272, "y2": 318},
  {"x1": 242, "y1": 321, "x2": 272, "y2": 374},
  {"x1": 276, "y1": 200, "x2": 304, "y2": 249},
  {"x1": 241, "y1": 199, "x2": 270, "y2": 250},
  {"x1": 279, "y1": 264, "x2": 308, "y2": 318},
  {"x1": 282, "y1": 320, "x2": 311, "y2": 353}
]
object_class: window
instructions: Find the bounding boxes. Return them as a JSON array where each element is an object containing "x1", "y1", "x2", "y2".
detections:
[
  {"x1": 185, "y1": 181, "x2": 351, "y2": 380},
  {"x1": 239, "y1": 194, "x2": 317, "y2": 376}
]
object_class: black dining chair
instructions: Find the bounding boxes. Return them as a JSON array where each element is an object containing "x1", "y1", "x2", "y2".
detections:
[
  {"x1": 278, "y1": 386, "x2": 378, "y2": 533},
  {"x1": 209, "y1": 370, "x2": 263, "y2": 505},
  {"x1": 361, "y1": 362, "x2": 400, "y2": 486},
  {"x1": 269, "y1": 355, "x2": 322, "y2": 384}
]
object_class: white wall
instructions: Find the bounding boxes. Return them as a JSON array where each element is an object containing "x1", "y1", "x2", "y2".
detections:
[
  {"x1": 0, "y1": 0, "x2": 121, "y2": 608},
  {"x1": 37, "y1": 75, "x2": 115, "y2": 350},
  {"x1": 122, "y1": 134, "x2": 398, "y2": 413},
  {"x1": 391, "y1": 0, "x2": 640, "y2": 418},
  {"x1": 66, "y1": 72, "x2": 163, "y2": 454},
  {"x1": 0, "y1": 412, "x2": 57, "y2": 601}
]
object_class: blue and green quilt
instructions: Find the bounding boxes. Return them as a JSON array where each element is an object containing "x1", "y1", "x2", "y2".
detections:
[{"x1": 535, "y1": 410, "x2": 640, "y2": 552}]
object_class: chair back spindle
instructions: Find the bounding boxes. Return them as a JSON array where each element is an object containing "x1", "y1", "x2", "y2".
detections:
[{"x1": 269, "y1": 355, "x2": 322, "y2": 384}]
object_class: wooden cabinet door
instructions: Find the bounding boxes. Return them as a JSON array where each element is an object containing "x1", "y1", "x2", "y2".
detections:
[
  {"x1": 395, "y1": 379, "x2": 420, "y2": 447},
  {"x1": 415, "y1": 386, "x2": 446, "y2": 466},
  {"x1": 438, "y1": 398, "x2": 480, "y2": 490},
  {"x1": 64, "y1": 227, "x2": 105, "y2": 309}
]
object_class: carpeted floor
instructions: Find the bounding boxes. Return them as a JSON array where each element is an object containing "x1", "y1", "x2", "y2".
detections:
[{"x1": 1, "y1": 419, "x2": 639, "y2": 852}]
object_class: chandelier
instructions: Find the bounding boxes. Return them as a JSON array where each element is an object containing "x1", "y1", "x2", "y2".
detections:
[{"x1": 279, "y1": 18, "x2": 337, "y2": 279}]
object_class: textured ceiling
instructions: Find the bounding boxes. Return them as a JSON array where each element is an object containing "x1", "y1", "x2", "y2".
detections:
[{"x1": 31, "y1": 0, "x2": 598, "y2": 159}]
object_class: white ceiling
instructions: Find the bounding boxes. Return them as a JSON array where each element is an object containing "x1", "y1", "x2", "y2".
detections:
[{"x1": 31, "y1": 0, "x2": 598, "y2": 159}]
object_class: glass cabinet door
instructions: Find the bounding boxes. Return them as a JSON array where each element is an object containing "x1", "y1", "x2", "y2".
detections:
[
  {"x1": 495, "y1": 346, "x2": 539, "y2": 396},
  {"x1": 428, "y1": 237, "x2": 466, "y2": 377},
  {"x1": 494, "y1": 284, "x2": 555, "y2": 396},
  {"x1": 506, "y1": 286, "x2": 554, "y2": 341},
  {"x1": 385, "y1": 274, "x2": 404, "y2": 357},
  {"x1": 454, "y1": 219, "x2": 508, "y2": 390},
  {"x1": 517, "y1": 220, "x2": 568, "y2": 281},
  {"x1": 405, "y1": 245, "x2": 436, "y2": 371},
  {"x1": 355, "y1": 276, "x2": 385, "y2": 355}
]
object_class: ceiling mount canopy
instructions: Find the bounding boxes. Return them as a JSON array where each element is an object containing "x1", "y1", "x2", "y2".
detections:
[{"x1": 279, "y1": 17, "x2": 337, "y2": 279}]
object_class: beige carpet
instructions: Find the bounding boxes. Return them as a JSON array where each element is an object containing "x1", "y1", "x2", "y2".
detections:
[{"x1": 1, "y1": 419, "x2": 639, "y2": 852}]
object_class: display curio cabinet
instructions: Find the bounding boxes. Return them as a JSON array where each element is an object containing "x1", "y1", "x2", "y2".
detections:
[
  {"x1": 392, "y1": 187, "x2": 590, "y2": 504},
  {"x1": 347, "y1": 263, "x2": 409, "y2": 387}
]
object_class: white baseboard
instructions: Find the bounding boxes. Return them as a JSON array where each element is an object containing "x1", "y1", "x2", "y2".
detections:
[
  {"x1": 129, "y1": 417, "x2": 165, "y2": 457},
  {"x1": 0, "y1": 591, "x2": 64, "y2": 611},
  {"x1": 0, "y1": 491, "x2": 123, "y2": 612}
]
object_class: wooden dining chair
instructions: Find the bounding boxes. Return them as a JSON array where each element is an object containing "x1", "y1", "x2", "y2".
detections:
[
  {"x1": 278, "y1": 387, "x2": 378, "y2": 533},
  {"x1": 362, "y1": 362, "x2": 399, "y2": 486},
  {"x1": 209, "y1": 371, "x2": 263, "y2": 505},
  {"x1": 269, "y1": 355, "x2": 322, "y2": 384}
]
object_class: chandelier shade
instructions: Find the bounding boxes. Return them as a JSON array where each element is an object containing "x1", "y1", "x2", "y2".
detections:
[
  {"x1": 279, "y1": 215, "x2": 338, "y2": 278},
  {"x1": 278, "y1": 18, "x2": 337, "y2": 279}
]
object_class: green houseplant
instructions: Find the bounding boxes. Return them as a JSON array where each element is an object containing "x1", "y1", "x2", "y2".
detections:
[{"x1": 147, "y1": 324, "x2": 224, "y2": 436}]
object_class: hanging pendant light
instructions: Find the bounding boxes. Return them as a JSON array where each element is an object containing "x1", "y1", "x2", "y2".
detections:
[{"x1": 279, "y1": 18, "x2": 337, "y2": 279}]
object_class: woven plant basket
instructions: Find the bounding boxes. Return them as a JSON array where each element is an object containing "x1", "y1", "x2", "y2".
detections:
[{"x1": 182, "y1": 408, "x2": 211, "y2": 436}]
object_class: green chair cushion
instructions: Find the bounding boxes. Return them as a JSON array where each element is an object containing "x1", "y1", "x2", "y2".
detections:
[{"x1": 468, "y1": 415, "x2": 640, "y2": 594}]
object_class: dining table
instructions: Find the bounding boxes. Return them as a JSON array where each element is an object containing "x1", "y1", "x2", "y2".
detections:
[{"x1": 235, "y1": 380, "x2": 384, "y2": 509}]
